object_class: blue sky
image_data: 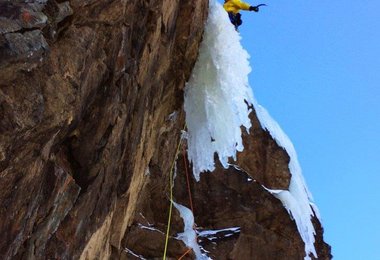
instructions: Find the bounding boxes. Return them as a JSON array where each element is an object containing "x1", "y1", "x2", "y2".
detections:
[{"x1": 219, "y1": 0, "x2": 380, "y2": 259}]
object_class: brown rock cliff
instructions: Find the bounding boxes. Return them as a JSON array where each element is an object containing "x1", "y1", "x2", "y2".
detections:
[{"x1": 0, "y1": 0, "x2": 330, "y2": 259}]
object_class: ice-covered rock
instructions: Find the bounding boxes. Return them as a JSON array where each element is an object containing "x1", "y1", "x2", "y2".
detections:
[{"x1": 185, "y1": 0, "x2": 318, "y2": 258}]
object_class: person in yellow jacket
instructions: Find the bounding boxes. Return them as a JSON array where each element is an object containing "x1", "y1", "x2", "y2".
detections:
[{"x1": 223, "y1": 0, "x2": 266, "y2": 30}]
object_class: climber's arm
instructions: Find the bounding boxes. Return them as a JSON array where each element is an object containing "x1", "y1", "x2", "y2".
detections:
[{"x1": 234, "y1": 0, "x2": 251, "y2": 11}]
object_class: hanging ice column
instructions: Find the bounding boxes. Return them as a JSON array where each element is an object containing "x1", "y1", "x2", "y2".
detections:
[
  {"x1": 184, "y1": 0, "x2": 318, "y2": 259},
  {"x1": 184, "y1": 0, "x2": 254, "y2": 181}
]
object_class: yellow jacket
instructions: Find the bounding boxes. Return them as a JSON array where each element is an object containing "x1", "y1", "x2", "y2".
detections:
[{"x1": 223, "y1": 0, "x2": 251, "y2": 14}]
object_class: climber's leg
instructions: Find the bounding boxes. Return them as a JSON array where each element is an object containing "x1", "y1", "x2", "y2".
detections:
[
  {"x1": 228, "y1": 12, "x2": 236, "y2": 26},
  {"x1": 228, "y1": 12, "x2": 242, "y2": 30},
  {"x1": 235, "y1": 13, "x2": 243, "y2": 28}
]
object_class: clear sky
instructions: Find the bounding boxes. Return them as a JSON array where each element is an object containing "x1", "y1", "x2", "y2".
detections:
[{"x1": 219, "y1": 0, "x2": 380, "y2": 259}]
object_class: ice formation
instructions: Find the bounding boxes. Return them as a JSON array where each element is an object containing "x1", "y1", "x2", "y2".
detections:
[
  {"x1": 254, "y1": 103, "x2": 317, "y2": 259},
  {"x1": 184, "y1": 0, "x2": 318, "y2": 258},
  {"x1": 197, "y1": 227, "x2": 241, "y2": 241},
  {"x1": 173, "y1": 202, "x2": 209, "y2": 260},
  {"x1": 125, "y1": 248, "x2": 147, "y2": 260},
  {"x1": 184, "y1": 0, "x2": 253, "y2": 181},
  {"x1": 197, "y1": 227, "x2": 240, "y2": 237},
  {"x1": 137, "y1": 224, "x2": 165, "y2": 235}
]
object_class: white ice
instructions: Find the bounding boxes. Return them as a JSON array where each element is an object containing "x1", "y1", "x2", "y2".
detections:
[
  {"x1": 197, "y1": 227, "x2": 240, "y2": 237},
  {"x1": 254, "y1": 104, "x2": 317, "y2": 259},
  {"x1": 173, "y1": 202, "x2": 210, "y2": 260},
  {"x1": 184, "y1": 0, "x2": 319, "y2": 258},
  {"x1": 137, "y1": 223, "x2": 165, "y2": 235},
  {"x1": 184, "y1": 0, "x2": 254, "y2": 181},
  {"x1": 125, "y1": 248, "x2": 147, "y2": 260}
]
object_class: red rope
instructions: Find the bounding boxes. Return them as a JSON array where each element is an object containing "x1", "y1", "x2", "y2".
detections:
[
  {"x1": 182, "y1": 145, "x2": 194, "y2": 214},
  {"x1": 176, "y1": 145, "x2": 197, "y2": 259},
  {"x1": 177, "y1": 248, "x2": 192, "y2": 260}
]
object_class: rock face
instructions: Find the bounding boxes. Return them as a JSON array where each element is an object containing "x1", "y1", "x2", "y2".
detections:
[
  {"x1": 0, "y1": 0, "x2": 331, "y2": 259},
  {"x1": 173, "y1": 112, "x2": 332, "y2": 259}
]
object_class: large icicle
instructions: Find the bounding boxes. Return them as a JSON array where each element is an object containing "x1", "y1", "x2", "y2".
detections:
[
  {"x1": 184, "y1": 0, "x2": 318, "y2": 258},
  {"x1": 184, "y1": 0, "x2": 254, "y2": 181}
]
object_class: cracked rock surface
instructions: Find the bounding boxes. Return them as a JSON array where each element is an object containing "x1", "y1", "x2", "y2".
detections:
[
  {"x1": 0, "y1": 0, "x2": 207, "y2": 258},
  {"x1": 0, "y1": 1, "x2": 73, "y2": 66}
]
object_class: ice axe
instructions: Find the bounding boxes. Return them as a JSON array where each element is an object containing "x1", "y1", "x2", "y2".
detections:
[{"x1": 250, "y1": 4, "x2": 267, "y2": 12}]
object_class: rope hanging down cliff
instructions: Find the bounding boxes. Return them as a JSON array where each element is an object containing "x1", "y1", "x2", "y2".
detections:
[
  {"x1": 163, "y1": 129, "x2": 184, "y2": 260},
  {"x1": 163, "y1": 125, "x2": 197, "y2": 260},
  {"x1": 176, "y1": 145, "x2": 196, "y2": 259}
]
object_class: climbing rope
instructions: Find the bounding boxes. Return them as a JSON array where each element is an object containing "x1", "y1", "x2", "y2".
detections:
[
  {"x1": 183, "y1": 145, "x2": 194, "y2": 214},
  {"x1": 175, "y1": 145, "x2": 197, "y2": 260},
  {"x1": 177, "y1": 248, "x2": 192, "y2": 260},
  {"x1": 163, "y1": 125, "x2": 198, "y2": 260},
  {"x1": 163, "y1": 131, "x2": 184, "y2": 260}
]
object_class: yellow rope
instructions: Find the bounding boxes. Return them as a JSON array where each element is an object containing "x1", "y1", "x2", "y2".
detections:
[{"x1": 163, "y1": 129, "x2": 185, "y2": 260}]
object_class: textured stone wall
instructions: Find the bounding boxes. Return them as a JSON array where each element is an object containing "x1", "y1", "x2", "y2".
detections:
[{"x1": 0, "y1": 0, "x2": 207, "y2": 259}]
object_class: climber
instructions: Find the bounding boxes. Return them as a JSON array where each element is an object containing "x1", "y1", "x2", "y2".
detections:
[{"x1": 223, "y1": 0, "x2": 267, "y2": 30}]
